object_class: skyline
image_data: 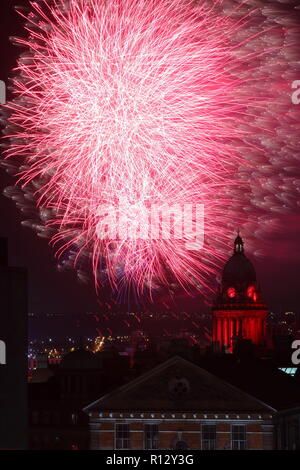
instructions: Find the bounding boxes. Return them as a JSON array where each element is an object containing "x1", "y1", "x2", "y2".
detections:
[
  {"x1": 0, "y1": 0, "x2": 300, "y2": 314},
  {"x1": 0, "y1": 207, "x2": 299, "y2": 314}
]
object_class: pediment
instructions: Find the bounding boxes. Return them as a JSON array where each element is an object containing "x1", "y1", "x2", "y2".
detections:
[{"x1": 84, "y1": 356, "x2": 274, "y2": 413}]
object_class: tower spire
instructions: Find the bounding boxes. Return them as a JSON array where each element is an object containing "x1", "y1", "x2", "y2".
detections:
[{"x1": 234, "y1": 231, "x2": 244, "y2": 254}]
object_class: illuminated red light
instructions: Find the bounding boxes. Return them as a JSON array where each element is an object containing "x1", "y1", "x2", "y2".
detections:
[
  {"x1": 247, "y1": 285, "x2": 255, "y2": 298},
  {"x1": 227, "y1": 287, "x2": 236, "y2": 298}
]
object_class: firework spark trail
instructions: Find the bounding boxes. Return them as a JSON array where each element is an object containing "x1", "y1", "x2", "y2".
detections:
[{"x1": 2, "y1": 0, "x2": 300, "y2": 299}]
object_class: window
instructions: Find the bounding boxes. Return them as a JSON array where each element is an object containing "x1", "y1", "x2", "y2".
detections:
[
  {"x1": 115, "y1": 423, "x2": 130, "y2": 449},
  {"x1": 145, "y1": 424, "x2": 159, "y2": 449},
  {"x1": 232, "y1": 424, "x2": 246, "y2": 450},
  {"x1": 71, "y1": 412, "x2": 78, "y2": 425},
  {"x1": 279, "y1": 367, "x2": 297, "y2": 377},
  {"x1": 202, "y1": 424, "x2": 216, "y2": 450},
  {"x1": 90, "y1": 430, "x2": 100, "y2": 450}
]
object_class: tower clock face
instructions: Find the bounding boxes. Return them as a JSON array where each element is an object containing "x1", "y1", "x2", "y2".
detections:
[
  {"x1": 227, "y1": 287, "x2": 236, "y2": 298},
  {"x1": 247, "y1": 285, "x2": 255, "y2": 298}
]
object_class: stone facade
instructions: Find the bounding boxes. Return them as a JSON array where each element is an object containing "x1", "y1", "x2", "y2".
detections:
[{"x1": 84, "y1": 356, "x2": 275, "y2": 450}]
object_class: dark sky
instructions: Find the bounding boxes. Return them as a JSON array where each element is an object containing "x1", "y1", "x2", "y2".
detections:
[{"x1": 0, "y1": 0, "x2": 299, "y2": 315}]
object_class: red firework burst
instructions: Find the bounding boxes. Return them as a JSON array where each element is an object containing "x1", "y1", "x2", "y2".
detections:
[{"x1": 2, "y1": 0, "x2": 300, "y2": 298}]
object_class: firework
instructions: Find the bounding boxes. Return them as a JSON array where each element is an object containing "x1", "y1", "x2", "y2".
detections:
[{"x1": 2, "y1": 0, "x2": 300, "y2": 299}]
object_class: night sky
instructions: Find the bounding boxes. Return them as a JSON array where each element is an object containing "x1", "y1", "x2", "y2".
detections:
[{"x1": 0, "y1": 0, "x2": 299, "y2": 315}]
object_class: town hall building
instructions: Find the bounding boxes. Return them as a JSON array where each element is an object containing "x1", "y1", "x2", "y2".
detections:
[
  {"x1": 212, "y1": 234, "x2": 269, "y2": 352},
  {"x1": 84, "y1": 356, "x2": 275, "y2": 450}
]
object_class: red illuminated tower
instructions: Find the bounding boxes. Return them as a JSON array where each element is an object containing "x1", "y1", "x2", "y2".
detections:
[{"x1": 212, "y1": 234, "x2": 268, "y2": 352}]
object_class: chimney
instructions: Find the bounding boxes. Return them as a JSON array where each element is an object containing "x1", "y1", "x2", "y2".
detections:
[{"x1": 0, "y1": 238, "x2": 8, "y2": 267}]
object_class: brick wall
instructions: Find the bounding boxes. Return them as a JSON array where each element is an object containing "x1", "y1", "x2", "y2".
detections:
[{"x1": 89, "y1": 416, "x2": 275, "y2": 450}]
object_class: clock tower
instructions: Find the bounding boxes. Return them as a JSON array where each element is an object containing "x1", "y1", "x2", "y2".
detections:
[{"x1": 212, "y1": 233, "x2": 268, "y2": 352}]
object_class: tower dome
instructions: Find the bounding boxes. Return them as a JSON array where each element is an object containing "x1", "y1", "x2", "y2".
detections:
[{"x1": 222, "y1": 234, "x2": 256, "y2": 287}]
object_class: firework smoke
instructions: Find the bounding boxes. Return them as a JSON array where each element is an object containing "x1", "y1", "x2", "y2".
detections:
[{"x1": 2, "y1": 0, "x2": 300, "y2": 299}]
